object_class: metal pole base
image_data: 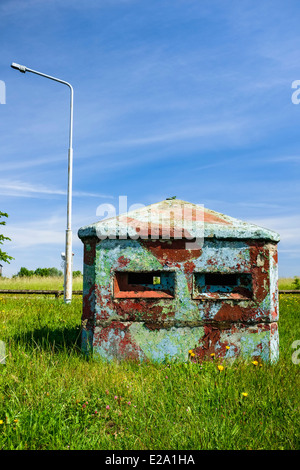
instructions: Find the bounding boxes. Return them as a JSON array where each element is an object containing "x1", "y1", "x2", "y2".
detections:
[{"x1": 64, "y1": 229, "x2": 73, "y2": 303}]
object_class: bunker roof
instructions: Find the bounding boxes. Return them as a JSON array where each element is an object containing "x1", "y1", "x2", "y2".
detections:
[{"x1": 78, "y1": 199, "x2": 280, "y2": 242}]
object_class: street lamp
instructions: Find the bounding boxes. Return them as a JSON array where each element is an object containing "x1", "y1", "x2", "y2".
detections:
[{"x1": 11, "y1": 62, "x2": 74, "y2": 303}]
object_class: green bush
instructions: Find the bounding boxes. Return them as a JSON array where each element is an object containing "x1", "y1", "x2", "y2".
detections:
[
  {"x1": 72, "y1": 270, "x2": 82, "y2": 278},
  {"x1": 292, "y1": 277, "x2": 300, "y2": 289},
  {"x1": 15, "y1": 267, "x2": 35, "y2": 277},
  {"x1": 15, "y1": 267, "x2": 63, "y2": 278}
]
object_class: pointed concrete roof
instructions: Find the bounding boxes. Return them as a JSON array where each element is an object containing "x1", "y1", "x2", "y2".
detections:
[{"x1": 78, "y1": 199, "x2": 280, "y2": 242}]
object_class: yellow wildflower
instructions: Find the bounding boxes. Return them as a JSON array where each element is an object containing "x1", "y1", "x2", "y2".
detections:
[
  {"x1": 241, "y1": 392, "x2": 248, "y2": 397},
  {"x1": 210, "y1": 353, "x2": 215, "y2": 357},
  {"x1": 252, "y1": 360, "x2": 259, "y2": 366},
  {"x1": 226, "y1": 345, "x2": 230, "y2": 350},
  {"x1": 0, "y1": 420, "x2": 3, "y2": 425},
  {"x1": 188, "y1": 350, "x2": 193, "y2": 354},
  {"x1": 190, "y1": 353, "x2": 195, "y2": 357},
  {"x1": 218, "y1": 365, "x2": 224, "y2": 371}
]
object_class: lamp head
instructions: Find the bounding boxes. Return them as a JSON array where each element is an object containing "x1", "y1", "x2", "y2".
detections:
[{"x1": 11, "y1": 63, "x2": 26, "y2": 73}]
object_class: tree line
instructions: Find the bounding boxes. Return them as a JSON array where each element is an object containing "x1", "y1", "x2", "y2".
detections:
[{"x1": 13, "y1": 267, "x2": 82, "y2": 278}]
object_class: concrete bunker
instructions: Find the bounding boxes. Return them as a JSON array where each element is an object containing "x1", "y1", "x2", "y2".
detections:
[{"x1": 78, "y1": 199, "x2": 280, "y2": 363}]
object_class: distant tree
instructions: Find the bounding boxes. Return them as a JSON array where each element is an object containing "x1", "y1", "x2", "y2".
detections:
[
  {"x1": 292, "y1": 277, "x2": 300, "y2": 290},
  {"x1": 34, "y1": 267, "x2": 63, "y2": 277},
  {"x1": 33, "y1": 268, "x2": 48, "y2": 277},
  {"x1": 17, "y1": 267, "x2": 35, "y2": 277},
  {"x1": 0, "y1": 211, "x2": 14, "y2": 264},
  {"x1": 15, "y1": 266, "x2": 63, "y2": 277},
  {"x1": 73, "y1": 270, "x2": 82, "y2": 278},
  {"x1": 34, "y1": 268, "x2": 48, "y2": 277},
  {"x1": 47, "y1": 267, "x2": 63, "y2": 277}
]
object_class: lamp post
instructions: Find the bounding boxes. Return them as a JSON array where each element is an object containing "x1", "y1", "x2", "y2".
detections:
[{"x1": 11, "y1": 62, "x2": 74, "y2": 303}]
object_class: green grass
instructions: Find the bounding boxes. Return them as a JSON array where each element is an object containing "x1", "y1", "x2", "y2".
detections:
[
  {"x1": 1, "y1": 275, "x2": 297, "y2": 291},
  {"x1": 278, "y1": 277, "x2": 300, "y2": 290},
  {"x1": 0, "y1": 275, "x2": 83, "y2": 291},
  {"x1": 0, "y1": 290, "x2": 299, "y2": 450}
]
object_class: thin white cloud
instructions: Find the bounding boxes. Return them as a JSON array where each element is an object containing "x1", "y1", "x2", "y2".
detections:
[
  {"x1": 0, "y1": 154, "x2": 65, "y2": 172},
  {"x1": 247, "y1": 215, "x2": 300, "y2": 244},
  {"x1": 269, "y1": 155, "x2": 300, "y2": 164},
  {"x1": 1, "y1": 209, "x2": 98, "y2": 251},
  {"x1": 8, "y1": 227, "x2": 65, "y2": 248},
  {"x1": 80, "y1": 119, "x2": 247, "y2": 155},
  {"x1": 100, "y1": 121, "x2": 245, "y2": 147},
  {"x1": 0, "y1": 0, "x2": 42, "y2": 15},
  {"x1": 238, "y1": 202, "x2": 284, "y2": 210},
  {"x1": 0, "y1": 0, "x2": 129, "y2": 16},
  {"x1": 0, "y1": 180, "x2": 113, "y2": 199}
]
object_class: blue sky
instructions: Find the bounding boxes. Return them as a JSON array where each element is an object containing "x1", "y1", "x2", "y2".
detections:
[{"x1": 0, "y1": 0, "x2": 299, "y2": 277}]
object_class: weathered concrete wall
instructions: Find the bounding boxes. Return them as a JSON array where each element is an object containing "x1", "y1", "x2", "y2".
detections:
[{"x1": 81, "y1": 237, "x2": 279, "y2": 363}]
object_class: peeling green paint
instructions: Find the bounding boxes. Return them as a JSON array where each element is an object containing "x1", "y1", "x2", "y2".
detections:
[
  {"x1": 240, "y1": 330, "x2": 270, "y2": 361},
  {"x1": 129, "y1": 323, "x2": 205, "y2": 362}
]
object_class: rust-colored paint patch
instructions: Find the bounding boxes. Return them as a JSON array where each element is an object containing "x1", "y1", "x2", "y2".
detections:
[
  {"x1": 204, "y1": 212, "x2": 230, "y2": 225},
  {"x1": 117, "y1": 255, "x2": 131, "y2": 268},
  {"x1": 214, "y1": 303, "x2": 260, "y2": 322},
  {"x1": 94, "y1": 322, "x2": 145, "y2": 361},
  {"x1": 194, "y1": 325, "x2": 221, "y2": 359},
  {"x1": 84, "y1": 239, "x2": 96, "y2": 266},
  {"x1": 248, "y1": 242, "x2": 270, "y2": 302},
  {"x1": 122, "y1": 216, "x2": 191, "y2": 238},
  {"x1": 113, "y1": 298, "x2": 173, "y2": 323},
  {"x1": 141, "y1": 239, "x2": 202, "y2": 263},
  {"x1": 272, "y1": 292, "x2": 278, "y2": 320},
  {"x1": 183, "y1": 261, "x2": 196, "y2": 274},
  {"x1": 82, "y1": 285, "x2": 95, "y2": 321},
  {"x1": 271, "y1": 322, "x2": 278, "y2": 334},
  {"x1": 115, "y1": 290, "x2": 173, "y2": 299}
]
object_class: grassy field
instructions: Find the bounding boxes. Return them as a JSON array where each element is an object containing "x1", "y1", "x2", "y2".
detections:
[
  {"x1": 0, "y1": 275, "x2": 297, "y2": 291},
  {"x1": 0, "y1": 277, "x2": 299, "y2": 450},
  {"x1": 278, "y1": 277, "x2": 300, "y2": 290},
  {"x1": 0, "y1": 275, "x2": 83, "y2": 291}
]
